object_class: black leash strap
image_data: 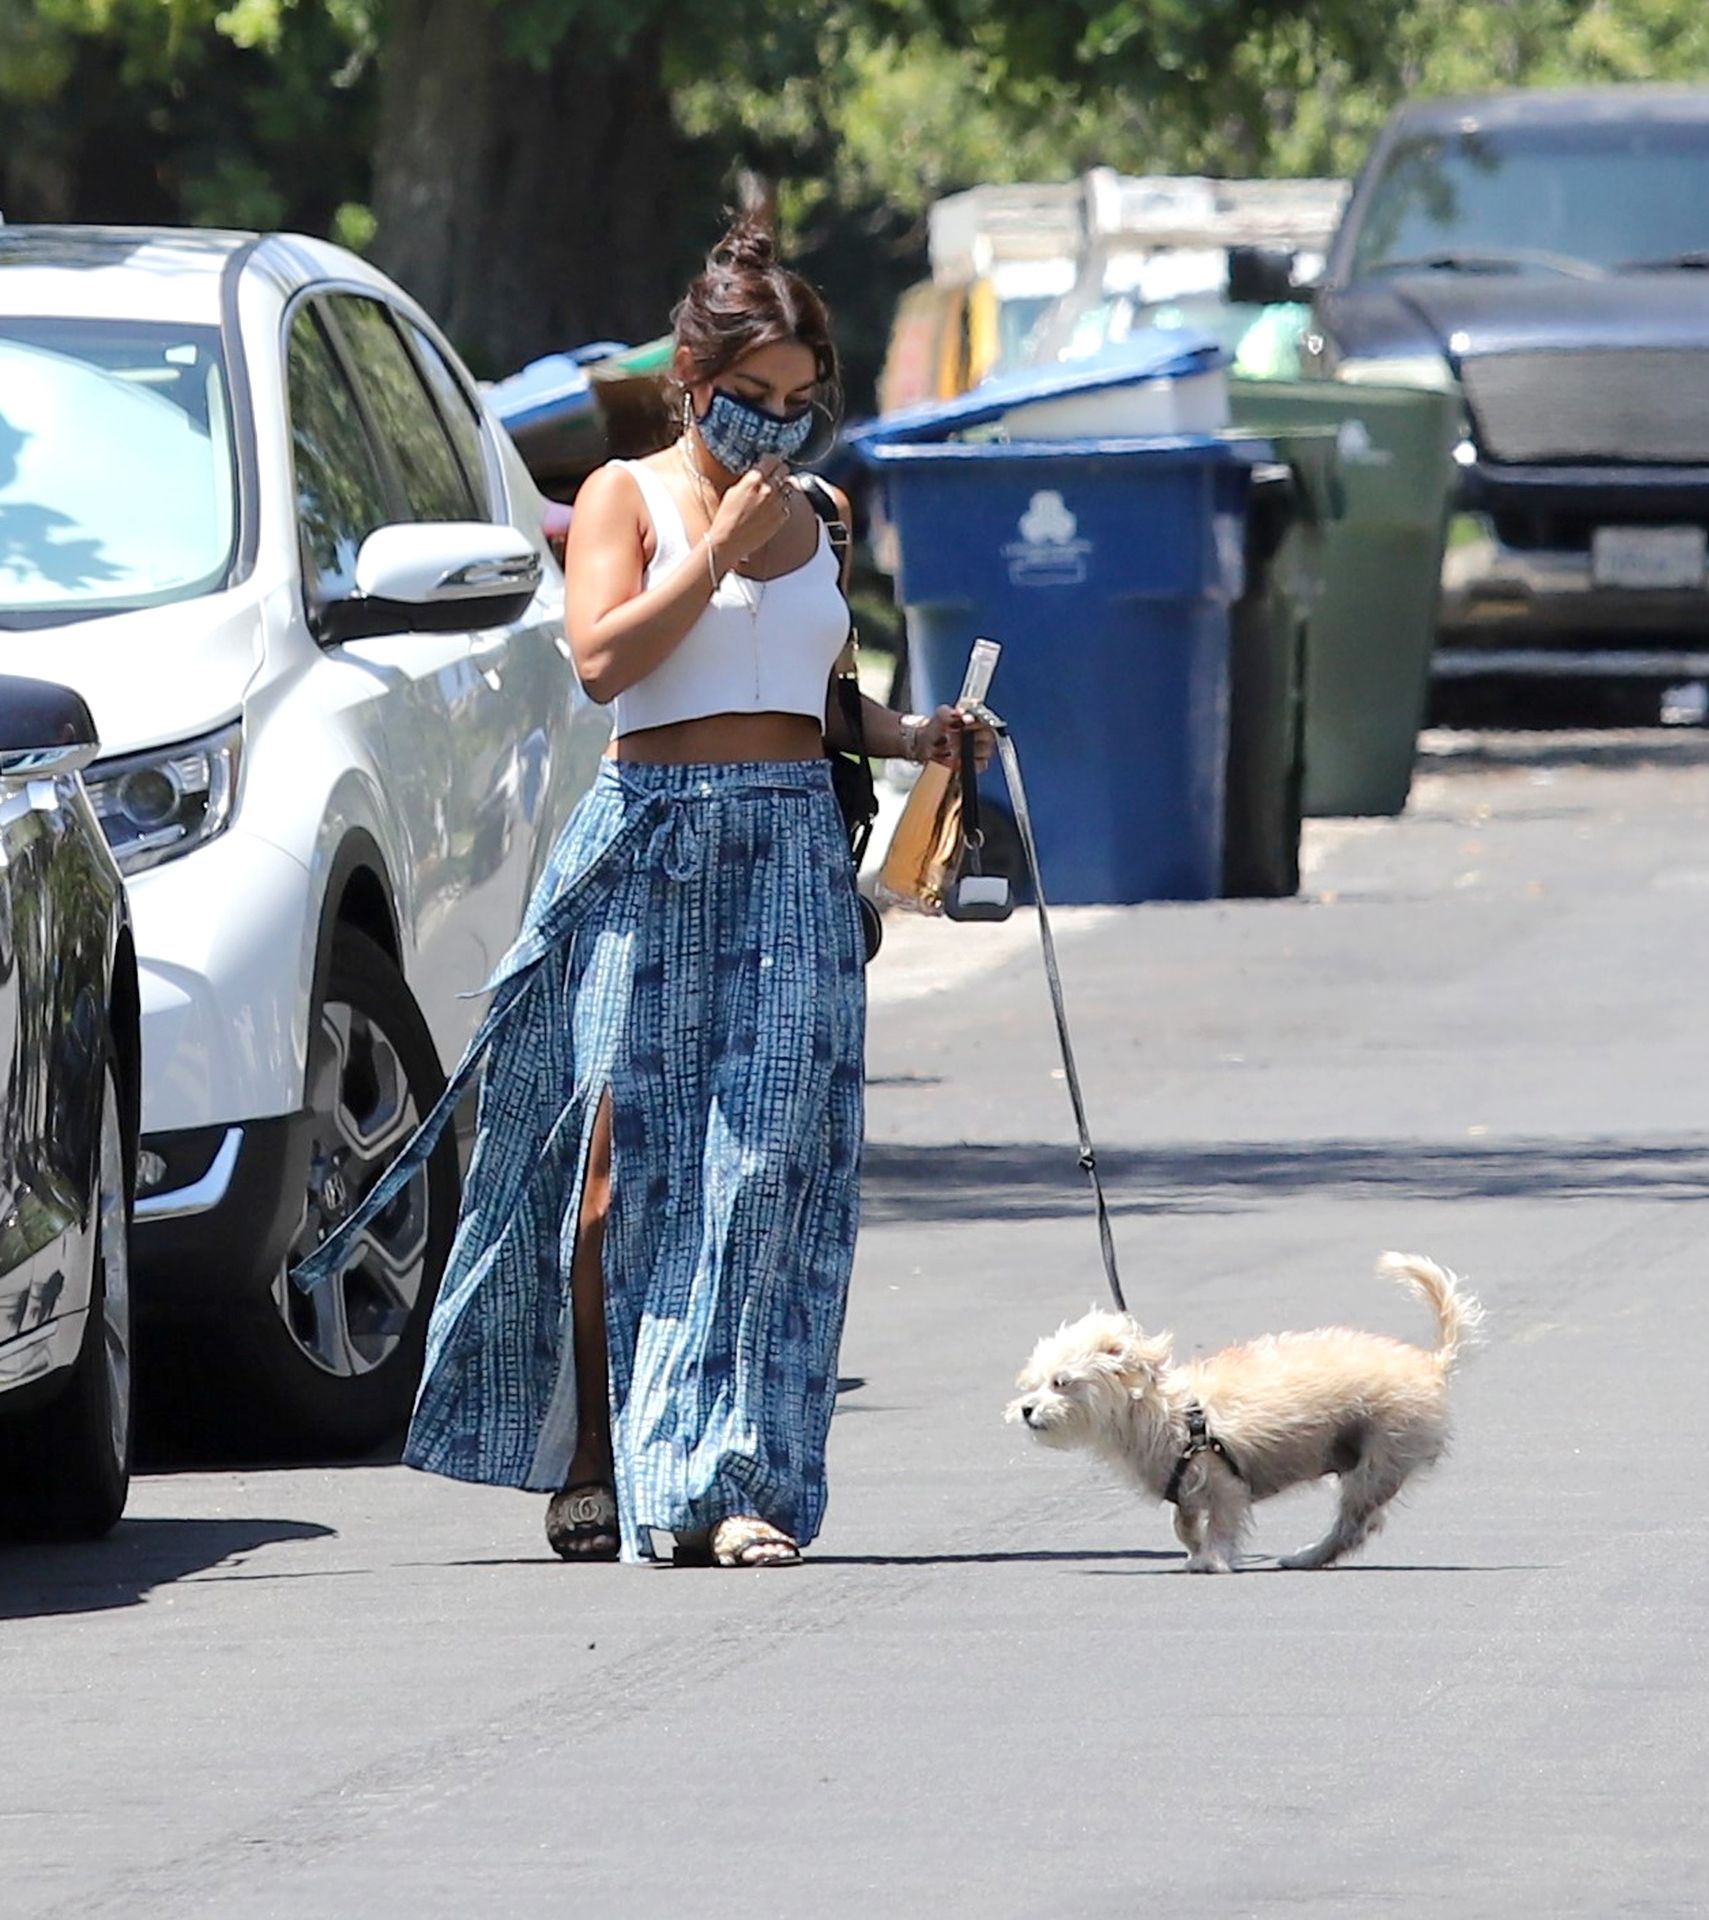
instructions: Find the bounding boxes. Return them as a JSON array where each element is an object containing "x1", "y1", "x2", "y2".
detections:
[
  {"x1": 968, "y1": 704, "x2": 1128, "y2": 1317},
  {"x1": 957, "y1": 721, "x2": 986, "y2": 875}
]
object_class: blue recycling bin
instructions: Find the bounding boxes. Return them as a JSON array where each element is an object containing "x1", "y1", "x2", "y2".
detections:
[{"x1": 856, "y1": 413, "x2": 1265, "y2": 904}]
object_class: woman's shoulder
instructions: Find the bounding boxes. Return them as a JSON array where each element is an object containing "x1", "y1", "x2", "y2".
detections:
[
  {"x1": 564, "y1": 459, "x2": 657, "y2": 564},
  {"x1": 577, "y1": 457, "x2": 668, "y2": 524},
  {"x1": 578, "y1": 458, "x2": 640, "y2": 502}
]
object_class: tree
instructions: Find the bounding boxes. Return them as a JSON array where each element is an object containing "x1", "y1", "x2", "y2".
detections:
[
  {"x1": 363, "y1": 5, "x2": 709, "y2": 378},
  {"x1": 0, "y1": 0, "x2": 376, "y2": 238},
  {"x1": 6, "y1": 0, "x2": 1709, "y2": 390}
]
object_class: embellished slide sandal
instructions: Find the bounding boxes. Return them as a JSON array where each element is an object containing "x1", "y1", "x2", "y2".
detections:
[
  {"x1": 709, "y1": 1516, "x2": 801, "y2": 1568},
  {"x1": 545, "y1": 1482, "x2": 620, "y2": 1562}
]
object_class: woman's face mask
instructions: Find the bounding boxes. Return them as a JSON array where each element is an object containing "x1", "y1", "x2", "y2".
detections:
[{"x1": 695, "y1": 388, "x2": 815, "y2": 473}]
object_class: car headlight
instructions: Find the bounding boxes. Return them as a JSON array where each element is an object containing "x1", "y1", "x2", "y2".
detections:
[
  {"x1": 85, "y1": 722, "x2": 242, "y2": 875},
  {"x1": 1334, "y1": 353, "x2": 1456, "y2": 392}
]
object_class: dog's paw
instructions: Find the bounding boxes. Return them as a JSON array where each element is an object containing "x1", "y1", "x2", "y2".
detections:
[{"x1": 1183, "y1": 1553, "x2": 1233, "y2": 1574}]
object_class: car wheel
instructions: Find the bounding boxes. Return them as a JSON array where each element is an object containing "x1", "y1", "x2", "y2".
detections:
[
  {"x1": 0, "y1": 1061, "x2": 132, "y2": 1540},
  {"x1": 217, "y1": 927, "x2": 457, "y2": 1455}
]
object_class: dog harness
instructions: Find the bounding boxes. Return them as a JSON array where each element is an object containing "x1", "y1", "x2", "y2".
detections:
[{"x1": 1164, "y1": 1402, "x2": 1244, "y2": 1506}]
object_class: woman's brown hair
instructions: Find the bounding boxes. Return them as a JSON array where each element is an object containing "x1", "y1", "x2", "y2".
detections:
[{"x1": 671, "y1": 215, "x2": 840, "y2": 404}]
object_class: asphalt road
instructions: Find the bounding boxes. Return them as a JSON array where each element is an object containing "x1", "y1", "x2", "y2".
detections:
[{"x1": 6, "y1": 729, "x2": 1708, "y2": 1918}]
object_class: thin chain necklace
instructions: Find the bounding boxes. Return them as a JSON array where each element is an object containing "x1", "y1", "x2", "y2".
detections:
[{"x1": 679, "y1": 431, "x2": 763, "y2": 620}]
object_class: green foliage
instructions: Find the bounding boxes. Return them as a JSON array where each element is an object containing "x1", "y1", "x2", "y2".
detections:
[
  {"x1": 1, "y1": 0, "x2": 376, "y2": 233},
  {"x1": 5, "y1": 0, "x2": 1709, "y2": 396},
  {"x1": 1159, "y1": 2, "x2": 1709, "y2": 177},
  {"x1": 332, "y1": 200, "x2": 377, "y2": 252}
]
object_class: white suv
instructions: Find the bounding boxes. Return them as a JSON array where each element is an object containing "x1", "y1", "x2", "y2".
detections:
[{"x1": 0, "y1": 226, "x2": 607, "y2": 1451}]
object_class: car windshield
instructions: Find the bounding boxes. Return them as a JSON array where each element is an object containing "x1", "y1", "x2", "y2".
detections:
[
  {"x1": 0, "y1": 319, "x2": 237, "y2": 627},
  {"x1": 1351, "y1": 119, "x2": 1709, "y2": 277}
]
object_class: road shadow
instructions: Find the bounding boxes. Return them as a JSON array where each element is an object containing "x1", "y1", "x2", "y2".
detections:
[
  {"x1": 1080, "y1": 1559, "x2": 1545, "y2": 1577},
  {"x1": 0, "y1": 1516, "x2": 336, "y2": 1621},
  {"x1": 860, "y1": 1135, "x2": 1709, "y2": 1226},
  {"x1": 809, "y1": 1547, "x2": 1178, "y2": 1567}
]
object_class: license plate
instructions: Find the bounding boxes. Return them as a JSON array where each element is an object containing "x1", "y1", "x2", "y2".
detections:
[{"x1": 1591, "y1": 526, "x2": 1707, "y2": 590}]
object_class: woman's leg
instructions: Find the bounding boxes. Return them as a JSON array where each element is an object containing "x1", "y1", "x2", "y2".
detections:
[
  {"x1": 566, "y1": 1092, "x2": 613, "y2": 1484},
  {"x1": 545, "y1": 1095, "x2": 616, "y2": 1559}
]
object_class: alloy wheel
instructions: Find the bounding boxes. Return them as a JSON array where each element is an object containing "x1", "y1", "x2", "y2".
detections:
[{"x1": 277, "y1": 997, "x2": 429, "y2": 1378}]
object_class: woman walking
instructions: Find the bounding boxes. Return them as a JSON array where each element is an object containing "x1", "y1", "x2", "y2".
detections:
[{"x1": 296, "y1": 218, "x2": 986, "y2": 1566}]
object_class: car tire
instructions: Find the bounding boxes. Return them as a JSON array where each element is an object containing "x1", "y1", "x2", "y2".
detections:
[
  {"x1": 0, "y1": 1061, "x2": 132, "y2": 1540},
  {"x1": 202, "y1": 927, "x2": 458, "y2": 1457}
]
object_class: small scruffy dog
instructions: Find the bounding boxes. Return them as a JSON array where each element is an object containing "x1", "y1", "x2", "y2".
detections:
[{"x1": 1007, "y1": 1253, "x2": 1483, "y2": 1572}]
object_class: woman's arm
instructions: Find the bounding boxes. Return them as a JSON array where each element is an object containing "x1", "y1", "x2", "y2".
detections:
[
  {"x1": 565, "y1": 457, "x2": 792, "y2": 704},
  {"x1": 825, "y1": 689, "x2": 995, "y2": 769}
]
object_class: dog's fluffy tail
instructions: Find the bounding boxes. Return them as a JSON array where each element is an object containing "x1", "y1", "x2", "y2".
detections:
[{"x1": 1378, "y1": 1251, "x2": 1485, "y2": 1372}]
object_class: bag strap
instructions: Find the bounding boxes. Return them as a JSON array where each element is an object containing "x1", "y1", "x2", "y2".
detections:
[
  {"x1": 801, "y1": 475, "x2": 876, "y2": 860},
  {"x1": 800, "y1": 473, "x2": 853, "y2": 585},
  {"x1": 801, "y1": 475, "x2": 864, "y2": 711}
]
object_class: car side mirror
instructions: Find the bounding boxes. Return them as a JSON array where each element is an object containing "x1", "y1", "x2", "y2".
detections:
[
  {"x1": 0, "y1": 674, "x2": 100, "y2": 778},
  {"x1": 317, "y1": 522, "x2": 544, "y2": 645}
]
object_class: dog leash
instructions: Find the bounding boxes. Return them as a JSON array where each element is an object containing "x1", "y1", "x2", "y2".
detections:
[{"x1": 961, "y1": 706, "x2": 1129, "y2": 1317}]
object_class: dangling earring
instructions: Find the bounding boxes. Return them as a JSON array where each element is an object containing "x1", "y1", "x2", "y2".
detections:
[{"x1": 681, "y1": 391, "x2": 694, "y2": 440}]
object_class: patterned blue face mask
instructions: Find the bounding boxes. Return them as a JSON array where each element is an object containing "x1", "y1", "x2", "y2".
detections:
[{"x1": 695, "y1": 388, "x2": 816, "y2": 473}]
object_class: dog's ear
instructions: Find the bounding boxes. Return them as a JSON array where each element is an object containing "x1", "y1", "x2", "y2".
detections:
[
  {"x1": 1092, "y1": 1322, "x2": 1131, "y2": 1358},
  {"x1": 1116, "y1": 1328, "x2": 1173, "y2": 1386}
]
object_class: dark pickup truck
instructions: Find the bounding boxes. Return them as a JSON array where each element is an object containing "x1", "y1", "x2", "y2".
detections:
[{"x1": 1303, "y1": 87, "x2": 1709, "y2": 712}]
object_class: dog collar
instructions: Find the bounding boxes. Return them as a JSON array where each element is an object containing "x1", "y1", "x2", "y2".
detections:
[{"x1": 1164, "y1": 1401, "x2": 1243, "y2": 1505}]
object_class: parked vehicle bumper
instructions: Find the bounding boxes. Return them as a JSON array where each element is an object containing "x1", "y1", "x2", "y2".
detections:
[
  {"x1": 128, "y1": 826, "x2": 315, "y2": 1137},
  {"x1": 132, "y1": 1112, "x2": 313, "y2": 1313},
  {"x1": 1438, "y1": 463, "x2": 1709, "y2": 677}
]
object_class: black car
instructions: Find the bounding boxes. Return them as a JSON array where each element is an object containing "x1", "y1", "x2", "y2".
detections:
[
  {"x1": 1306, "y1": 87, "x2": 1709, "y2": 708},
  {"x1": 0, "y1": 676, "x2": 140, "y2": 1539}
]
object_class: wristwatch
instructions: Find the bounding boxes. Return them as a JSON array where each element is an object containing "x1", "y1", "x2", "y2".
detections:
[{"x1": 898, "y1": 712, "x2": 931, "y2": 763}]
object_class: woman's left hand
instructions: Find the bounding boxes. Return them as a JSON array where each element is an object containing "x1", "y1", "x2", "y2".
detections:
[{"x1": 911, "y1": 704, "x2": 996, "y2": 771}]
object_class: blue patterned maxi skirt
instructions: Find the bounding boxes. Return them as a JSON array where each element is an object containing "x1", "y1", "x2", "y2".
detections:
[{"x1": 294, "y1": 759, "x2": 866, "y2": 1561}]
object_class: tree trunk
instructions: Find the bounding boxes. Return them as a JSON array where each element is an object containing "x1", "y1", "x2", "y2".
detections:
[{"x1": 370, "y1": 1, "x2": 705, "y2": 378}]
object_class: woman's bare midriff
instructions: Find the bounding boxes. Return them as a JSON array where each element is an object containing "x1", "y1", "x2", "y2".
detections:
[{"x1": 606, "y1": 711, "x2": 824, "y2": 765}]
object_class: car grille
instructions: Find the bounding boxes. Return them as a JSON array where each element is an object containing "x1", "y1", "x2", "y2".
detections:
[{"x1": 1462, "y1": 350, "x2": 1709, "y2": 465}]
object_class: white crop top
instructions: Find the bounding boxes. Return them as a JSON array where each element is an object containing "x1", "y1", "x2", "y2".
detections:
[{"x1": 608, "y1": 459, "x2": 849, "y2": 737}]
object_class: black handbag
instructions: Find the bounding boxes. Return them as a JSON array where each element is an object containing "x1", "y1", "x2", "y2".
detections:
[{"x1": 802, "y1": 477, "x2": 883, "y2": 964}]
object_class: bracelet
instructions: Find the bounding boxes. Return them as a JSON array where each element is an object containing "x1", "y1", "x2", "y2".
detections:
[
  {"x1": 705, "y1": 536, "x2": 720, "y2": 594},
  {"x1": 898, "y1": 712, "x2": 931, "y2": 763}
]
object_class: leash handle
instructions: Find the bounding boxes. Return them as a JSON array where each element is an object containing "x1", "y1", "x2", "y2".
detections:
[
  {"x1": 958, "y1": 721, "x2": 984, "y2": 873},
  {"x1": 969, "y1": 704, "x2": 1128, "y2": 1317}
]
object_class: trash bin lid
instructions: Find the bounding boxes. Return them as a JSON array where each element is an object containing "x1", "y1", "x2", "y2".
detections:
[
  {"x1": 855, "y1": 430, "x2": 1272, "y2": 470},
  {"x1": 849, "y1": 327, "x2": 1229, "y2": 449},
  {"x1": 592, "y1": 335, "x2": 676, "y2": 380},
  {"x1": 486, "y1": 350, "x2": 618, "y2": 431}
]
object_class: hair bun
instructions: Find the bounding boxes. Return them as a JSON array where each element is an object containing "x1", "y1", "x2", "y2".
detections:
[{"x1": 711, "y1": 214, "x2": 778, "y2": 274}]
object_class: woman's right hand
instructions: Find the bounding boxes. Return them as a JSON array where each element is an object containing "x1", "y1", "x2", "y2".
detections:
[{"x1": 707, "y1": 454, "x2": 794, "y2": 569}]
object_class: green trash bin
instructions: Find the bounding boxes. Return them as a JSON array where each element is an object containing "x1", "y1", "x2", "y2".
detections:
[
  {"x1": 1222, "y1": 430, "x2": 1340, "y2": 898},
  {"x1": 1229, "y1": 380, "x2": 1460, "y2": 817}
]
